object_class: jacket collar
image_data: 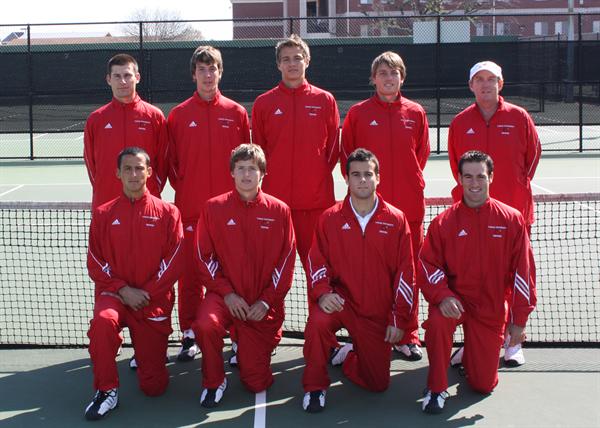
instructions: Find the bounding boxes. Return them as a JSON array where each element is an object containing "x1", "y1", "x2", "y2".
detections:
[
  {"x1": 372, "y1": 93, "x2": 403, "y2": 109},
  {"x1": 277, "y1": 79, "x2": 310, "y2": 95},
  {"x1": 111, "y1": 94, "x2": 141, "y2": 108},
  {"x1": 193, "y1": 89, "x2": 221, "y2": 106}
]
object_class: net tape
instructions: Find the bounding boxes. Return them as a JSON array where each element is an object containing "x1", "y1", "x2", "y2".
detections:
[{"x1": 1, "y1": 193, "x2": 598, "y2": 347}]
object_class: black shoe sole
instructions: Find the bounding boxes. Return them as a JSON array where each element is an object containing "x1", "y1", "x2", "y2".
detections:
[
  {"x1": 504, "y1": 359, "x2": 524, "y2": 368},
  {"x1": 177, "y1": 353, "x2": 197, "y2": 362},
  {"x1": 305, "y1": 404, "x2": 324, "y2": 413},
  {"x1": 423, "y1": 405, "x2": 444, "y2": 415}
]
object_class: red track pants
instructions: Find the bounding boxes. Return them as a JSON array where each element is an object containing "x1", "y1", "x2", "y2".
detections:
[
  {"x1": 192, "y1": 292, "x2": 282, "y2": 393},
  {"x1": 423, "y1": 304, "x2": 504, "y2": 394},
  {"x1": 87, "y1": 295, "x2": 171, "y2": 396},
  {"x1": 291, "y1": 208, "x2": 326, "y2": 273},
  {"x1": 302, "y1": 304, "x2": 391, "y2": 393},
  {"x1": 177, "y1": 222, "x2": 205, "y2": 332}
]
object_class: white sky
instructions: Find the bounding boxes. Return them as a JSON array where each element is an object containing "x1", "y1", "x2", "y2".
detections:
[{"x1": 0, "y1": 0, "x2": 234, "y2": 40}]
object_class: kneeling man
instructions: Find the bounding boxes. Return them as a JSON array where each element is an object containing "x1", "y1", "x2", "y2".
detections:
[
  {"x1": 193, "y1": 144, "x2": 296, "y2": 407},
  {"x1": 302, "y1": 148, "x2": 415, "y2": 412}
]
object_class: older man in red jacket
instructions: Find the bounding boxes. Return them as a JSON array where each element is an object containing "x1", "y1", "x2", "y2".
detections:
[
  {"x1": 85, "y1": 147, "x2": 183, "y2": 421},
  {"x1": 448, "y1": 60, "x2": 541, "y2": 367}
]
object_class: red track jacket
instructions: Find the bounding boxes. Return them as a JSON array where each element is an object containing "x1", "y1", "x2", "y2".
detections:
[
  {"x1": 84, "y1": 95, "x2": 168, "y2": 210},
  {"x1": 195, "y1": 190, "x2": 296, "y2": 317},
  {"x1": 167, "y1": 91, "x2": 251, "y2": 223},
  {"x1": 448, "y1": 97, "x2": 541, "y2": 225},
  {"x1": 307, "y1": 194, "x2": 415, "y2": 330},
  {"x1": 251, "y1": 80, "x2": 340, "y2": 211},
  {"x1": 418, "y1": 198, "x2": 536, "y2": 327},
  {"x1": 341, "y1": 95, "x2": 430, "y2": 223},
  {"x1": 87, "y1": 191, "x2": 184, "y2": 319}
]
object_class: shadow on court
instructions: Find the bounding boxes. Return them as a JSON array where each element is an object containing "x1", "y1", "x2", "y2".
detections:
[{"x1": 0, "y1": 346, "x2": 598, "y2": 427}]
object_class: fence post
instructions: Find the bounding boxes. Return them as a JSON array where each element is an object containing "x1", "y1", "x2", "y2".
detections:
[
  {"x1": 578, "y1": 13, "x2": 583, "y2": 152},
  {"x1": 435, "y1": 15, "x2": 441, "y2": 154},
  {"x1": 27, "y1": 24, "x2": 34, "y2": 160}
]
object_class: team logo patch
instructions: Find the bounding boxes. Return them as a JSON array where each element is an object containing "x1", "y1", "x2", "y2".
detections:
[
  {"x1": 189, "y1": 121, "x2": 197, "y2": 127},
  {"x1": 401, "y1": 118, "x2": 415, "y2": 129},
  {"x1": 227, "y1": 219, "x2": 236, "y2": 226},
  {"x1": 370, "y1": 120, "x2": 378, "y2": 126},
  {"x1": 257, "y1": 216, "x2": 275, "y2": 230},
  {"x1": 274, "y1": 108, "x2": 283, "y2": 116},
  {"x1": 466, "y1": 128, "x2": 475, "y2": 135},
  {"x1": 341, "y1": 223, "x2": 351, "y2": 230},
  {"x1": 104, "y1": 123, "x2": 112, "y2": 129},
  {"x1": 305, "y1": 105, "x2": 321, "y2": 117},
  {"x1": 218, "y1": 117, "x2": 234, "y2": 129},
  {"x1": 458, "y1": 229, "x2": 467, "y2": 237},
  {"x1": 111, "y1": 219, "x2": 120, "y2": 226}
]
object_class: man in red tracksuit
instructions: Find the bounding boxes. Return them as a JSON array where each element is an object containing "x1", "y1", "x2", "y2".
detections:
[
  {"x1": 192, "y1": 144, "x2": 296, "y2": 407},
  {"x1": 84, "y1": 53, "x2": 168, "y2": 210},
  {"x1": 85, "y1": 147, "x2": 183, "y2": 421},
  {"x1": 167, "y1": 46, "x2": 251, "y2": 362},
  {"x1": 341, "y1": 51, "x2": 429, "y2": 361},
  {"x1": 419, "y1": 150, "x2": 536, "y2": 414},
  {"x1": 448, "y1": 60, "x2": 541, "y2": 367},
  {"x1": 251, "y1": 34, "x2": 339, "y2": 271},
  {"x1": 302, "y1": 148, "x2": 415, "y2": 413}
]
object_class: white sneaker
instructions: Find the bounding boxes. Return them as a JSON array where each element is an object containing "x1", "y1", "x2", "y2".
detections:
[
  {"x1": 330, "y1": 343, "x2": 353, "y2": 366},
  {"x1": 85, "y1": 388, "x2": 118, "y2": 420},
  {"x1": 303, "y1": 390, "x2": 326, "y2": 413},
  {"x1": 450, "y1": 347, "x2": 464, "y2": 367},
  {"x1": 393, "y1": 343, "x2": 423, "y2": 361},
  {"x1": 200, "y1": 378, "x2": 227, "y2": 408},
  {"x1": 504, "y1": 343, "x2": 526, "y2": 367}
]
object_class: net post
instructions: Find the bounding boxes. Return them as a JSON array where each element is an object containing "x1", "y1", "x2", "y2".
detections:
[{"x1": 27, "y1": 24, "x2": 34, "y2": 160}]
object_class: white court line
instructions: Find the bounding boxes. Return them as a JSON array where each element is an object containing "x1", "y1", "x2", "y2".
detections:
[
  {"x1": 253, "y1": 390, "x2": 267, "y2": 428},
  {"x1": 0, "y1": 185, "x2": 24, "y2": 197}
]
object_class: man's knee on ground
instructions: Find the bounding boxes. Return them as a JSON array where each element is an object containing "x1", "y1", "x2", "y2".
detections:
[{"x1": 140, "y1": 374, "x2": 169, "y2": 397}]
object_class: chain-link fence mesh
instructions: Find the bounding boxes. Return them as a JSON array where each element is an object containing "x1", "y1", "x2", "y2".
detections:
[{"x1": 1, "y1": 14, "x2": 599, "y2": 158}]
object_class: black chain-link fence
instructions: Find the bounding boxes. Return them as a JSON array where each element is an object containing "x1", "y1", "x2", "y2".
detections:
[{"x1": 1, "y1": 13, "x2": 599, "y2": 159}]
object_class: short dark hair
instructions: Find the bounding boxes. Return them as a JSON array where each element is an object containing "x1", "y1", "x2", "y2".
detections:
[
  {"x1": 107, "y1": 53, "x2": 138, "y2": 76},
  {"x1": 458, "y1": 150, "x2": 494, "y2": 175},
  {"x1": 230, "y1": 144, "x2": 267, "y2": 174},
  {"x1": 275, "y1": 34, "x2": 310, "y2": 64},
  {"x1": 190, "y1": 45, "x2": 223, "y2": 77},
  {"x1": 346, "y1": 148, "x2": 380, "y2": 176},
  {"x1": 117, "y1": 146, "x2": 150, "y2": 169}
]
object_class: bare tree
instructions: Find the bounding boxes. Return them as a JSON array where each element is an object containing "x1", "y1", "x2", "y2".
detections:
[{"x1": 122, "y1": 8, "x2": 203, "y2": 41}]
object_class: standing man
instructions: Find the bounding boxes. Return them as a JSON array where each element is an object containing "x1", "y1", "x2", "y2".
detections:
[
  {"x1": 251, "y1": 34, "x2": 340, "y2": 271},
  {"x1": 419, "y1": 151, "x2": 536, "y2": 414},
  {"x1": 167, "y1": 46, "x2": 251, "y2": 362},
  {"x1": 302, "y1": 148, "x2": 415, "y2": 413},
  {"x1": 85, "y1": 147, "x2": 183, "y2": 420},
  {"x1": 341, "y1": 51, "x2": 429, "y2": 361},
  {"x1": 448, "y1": 61, "x2": 541, "y2": 366},
  {"x1": 192, "y1": 144, "x2": 295, "y2": 407},
  {"x1": 84, "y1": 54, "x2": 168, "y2": 210}
]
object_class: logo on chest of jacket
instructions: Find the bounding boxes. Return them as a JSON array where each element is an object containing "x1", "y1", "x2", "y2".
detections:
[
  {"x1": 458, "y1": 229, "x2": 467, "y2": 237},
  {"x1": 111, "y1": 218, "x2": 120, "y2": 226},
  {"x1": 257, "y1": 216, "x2": 275, "y2": 230},
  {"x1": 227, "y1": 219, "x2": 236, "y2": 226},
  {"x1": 142, "y1": 215, "x2": 159, "y2": 228},
  {"x1": 341, "y1": 223, "x2": 351, "y2": 230},
  {"x1": 185, "y1": 225, "x2": 194, "y2": 232},
  {"x1": 401, "y1": 118, "x2": 415, "y2": 130},
  {"x1": 370, "y1": 120, "x2": 379, "y2": 126},
  {"x1": 274, "y1": 108, "x2": 283, "y2": 116},
  {"x1": 104, "y1": 123, "x2": 113, "y2": 129},
  {"x1": 189, "y1": 121, "x2": 198, "y2": 128},
  {"x1": 218, "y1": 117, "x2": 234, "y2": 129},
  {"x1": 466, "y1": 128, "x2": 475, "y2": 135},
  {"x1": 305, "y1": 105, "x2": 321, "y2": 117},
  {"x1": 135, "y1": 119, "x2": 150, "y2": 132},
  {"x1": 375, "y1": 220, "x2": 394, "y2": 234},
  {"x1": 497, "y1": 124, "x2": 514, "y2": 136},
  {"x1": 488, "y1": 225, "x2": 506, "y2": 238}
]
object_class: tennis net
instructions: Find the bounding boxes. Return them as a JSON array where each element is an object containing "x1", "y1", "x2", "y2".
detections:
[{"x1": 1, "y1": 193, "x2": 598, "y2": 347}]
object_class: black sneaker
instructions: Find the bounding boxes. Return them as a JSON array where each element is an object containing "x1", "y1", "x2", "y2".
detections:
[
  {"x1": 393, "y1": 343, "x2": 423, "y2": 361},
  {"x1": 422, "y1": 389, "x2": 449, "y2": 414},
  {"x1": 200, "y1": 379, "x2": 227, "y2": 408},
  {"x1": 177, "y1": 337, "x2": 200, "y2": 362},
  {"x1": 302, "y1": 390, "x2": 326, "y2": 413},
  {"x1": 84, "y1": 389, "x2": 118, "y2": 420}
]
